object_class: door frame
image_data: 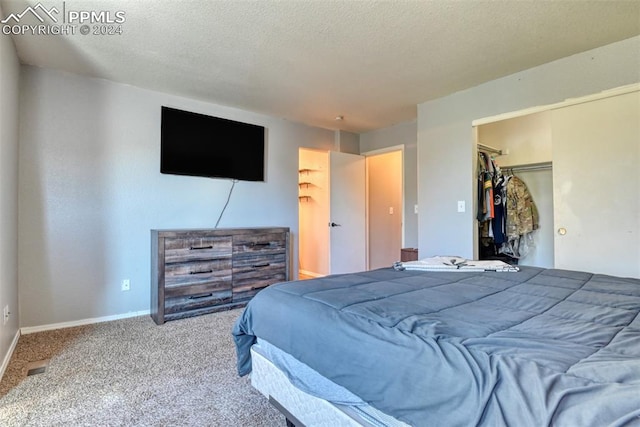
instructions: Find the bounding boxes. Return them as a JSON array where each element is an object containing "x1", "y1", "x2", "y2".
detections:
[
  {"x1": 361, "y1": 144, "x2": 405, "y2": 270},
  {"x1": 471, "y1": 83, "x2": 639, "y2": 127}
]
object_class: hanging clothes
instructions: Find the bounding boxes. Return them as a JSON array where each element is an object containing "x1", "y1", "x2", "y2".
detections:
[
  {"x1": 505, "y1": 175, "x2": 539, "y2": 239},
  {"x1": 491, "y1": 175, "x2": 507, "y2": 245},
  {"x1": 500, "y1": 175, "x2": 539, "y2": 259},
  {"x1": 477, "y1": 150, "x2": 539, "y2": 263},
  {"x1": 477, "y1": 152, "x2": 498, "y2": 222},
  {"x1": 477, "y1": 152, "x2": 488, "y2": 221}
]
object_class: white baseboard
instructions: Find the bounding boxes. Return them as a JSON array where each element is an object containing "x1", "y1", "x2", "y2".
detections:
[
  {"x1": 20, "y1": 310, "x2": 150, "y2": 335},
  {"x1": 299, "y1": 269, "x2": 325, "y2": 278},
  {"x1": 0, "y1": 329, "x2": 21, "y2": 381}
]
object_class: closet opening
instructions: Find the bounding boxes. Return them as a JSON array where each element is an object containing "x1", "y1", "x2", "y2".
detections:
[
  {"x1": 472, "y1": 83, "x2": 639, "y2": 277},
  {"x1": 474, "y1": 112, "x2": 554, "y2": 269}
]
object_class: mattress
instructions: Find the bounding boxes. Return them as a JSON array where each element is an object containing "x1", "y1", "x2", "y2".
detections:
[
  {"x1": 233, "y1": 266, "x2": 640, "y2": 426},
  {"x1": 250, "y1": 341, "x2": 408, "y2": 426}
]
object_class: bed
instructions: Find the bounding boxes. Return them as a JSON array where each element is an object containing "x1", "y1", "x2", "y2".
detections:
[{"x1": 233, "y1": 264, "x2": 640, "y2": 426}]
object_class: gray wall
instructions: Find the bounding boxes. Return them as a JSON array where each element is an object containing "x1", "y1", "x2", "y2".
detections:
[
  {"x1": 0, "y1": 16, "x2": 20, "y2": 369},
  {"x1": 18, "y1": 66, "x2": 335, "y2": 328},
  {"x1": 335, "y1": 130, "x2": 360, "y2": 154},
  {"x1": 360, "y1": 121, "x2": 418, "y2": 248},
  {"x1": 417, "y1": 36, "x2": 640, "y2": 258}
]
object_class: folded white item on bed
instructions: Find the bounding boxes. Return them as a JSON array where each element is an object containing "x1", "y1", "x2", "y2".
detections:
[{"x1": 396, "y1": 256, "x2": 519, "y2": 272}]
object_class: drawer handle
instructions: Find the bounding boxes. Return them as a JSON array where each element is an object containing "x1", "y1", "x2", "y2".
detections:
[
  {"x1": 250, "y1": 242, "x2": 271, "y2": 247},
  {"x1": 190, "y1": 245, "x2": 213, "y2": 250},
  {"x1": 252, "y1": 263, "x2": 271, "y2": 268},
  {"x1": 189, "y1": 270, "x2": 213, "y2": 275},
  {"x1": 188, "y1": 293, "x2": 213, "y2": 300}
]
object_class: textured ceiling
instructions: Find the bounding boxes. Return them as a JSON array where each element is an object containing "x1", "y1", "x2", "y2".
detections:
[{"x1": 2, "y1": 0, "x2": 639, "y2": 132}]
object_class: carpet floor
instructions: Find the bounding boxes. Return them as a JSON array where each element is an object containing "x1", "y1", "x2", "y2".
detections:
[{"x1": 0, "y1": 309, "x2": 284, "y2": 426}]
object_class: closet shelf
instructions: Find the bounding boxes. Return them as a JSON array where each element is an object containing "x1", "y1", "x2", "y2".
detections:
[
  {"x1": 299, "y1": 195, "x2": 312, "y2": 202},
  {"x1": 477, "y1": 143, "x2": 504, "y2": 156},
  {"x1": 298, "y1": 182, "x2": 312, "y2": 188}
]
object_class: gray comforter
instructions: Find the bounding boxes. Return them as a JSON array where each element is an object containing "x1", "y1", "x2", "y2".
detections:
[{"x1": 233, "y1": 266, "x2": 640, "y2": 426}]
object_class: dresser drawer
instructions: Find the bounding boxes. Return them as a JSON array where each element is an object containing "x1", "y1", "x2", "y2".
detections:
[
  {"x1": 233, "y1": 232, "x2": 287, "y2": 256},
  {"x1": 164, "y1": 289, "x2": 233, "y2": 316},
  {"x1": 164, "y1": 262, "x2": 232, "y2": 301},
  {"x1": 232, "y1": 253, "x2": 287, "y2": 301},
  {"x1": 164, "y1": 259, "x2": 232, "y2": 289},
  {"x1": 165, "y1": 236, "x2": 232, "y2": 263}
]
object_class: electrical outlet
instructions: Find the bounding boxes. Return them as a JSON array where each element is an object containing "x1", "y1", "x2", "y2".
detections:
[
  {"x1": 121, "y1": 279, "x2": 130, "y2": 292},
  {"x1": 3, "y1": 305, "x2": 9, "y2": 325}
]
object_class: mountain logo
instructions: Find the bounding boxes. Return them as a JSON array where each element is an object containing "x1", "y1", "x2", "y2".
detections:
[{"x1": 1, "y1": 3, "x2": 59, "y2": 24}]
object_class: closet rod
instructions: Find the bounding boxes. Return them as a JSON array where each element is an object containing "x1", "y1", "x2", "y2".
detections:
[
  {"x1": 502, "y1": 161, "x2": 553, "y2": 173},
  {"x1": 477, "y1": 143, "x2": 503, "y2": 156}
]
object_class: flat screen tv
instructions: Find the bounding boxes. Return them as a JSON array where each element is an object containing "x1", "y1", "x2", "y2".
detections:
[{"x1": 161, "y1": 106, "x2": 265, "y2": 181}]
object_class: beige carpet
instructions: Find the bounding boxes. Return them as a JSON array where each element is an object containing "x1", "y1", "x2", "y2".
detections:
[{"x1": 0, "y1": 309, "x2": 284, "y2": 426}]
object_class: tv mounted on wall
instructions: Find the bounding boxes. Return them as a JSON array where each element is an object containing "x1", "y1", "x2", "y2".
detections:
[{"x1": 160, "y1": 106, "x2": 265, "y2": 182}]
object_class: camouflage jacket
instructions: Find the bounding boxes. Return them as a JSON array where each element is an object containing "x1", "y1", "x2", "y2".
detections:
[{"x1": 505, "y1": 176, "x2": 539, "y2": 239}]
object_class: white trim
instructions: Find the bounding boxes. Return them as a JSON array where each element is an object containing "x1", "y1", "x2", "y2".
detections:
[
  {"x1": 0, "y1": 329, "x2": 21, "y2": 381},
  {"x1": 20, "y1": 310, "x2": 150, "y2": 335},
  {"x1": 299, "y1": 269, "x2": 325, "y2": 278},
  {"x1": 360, "y1": 144, "x2": 405, "y2": 157},
  {"x1": 472, "y1": 83, "x2": 640, "y2": 126},
  {"x1": 364, "y1": 155, "x2": 370, "y2": 270}
]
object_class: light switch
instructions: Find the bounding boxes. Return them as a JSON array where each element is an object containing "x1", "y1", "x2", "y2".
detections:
[
  {"x1": 457, "y1": 201, "x2": 465, "y2": 213},
  {"x1": 389, "y1": 207, "x2": 394, "y2": 215}
]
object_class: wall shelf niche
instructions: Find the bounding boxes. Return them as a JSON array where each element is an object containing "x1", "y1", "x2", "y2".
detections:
[{"x1": 299, "y1": 169, "x2": 316, "y2": 201}]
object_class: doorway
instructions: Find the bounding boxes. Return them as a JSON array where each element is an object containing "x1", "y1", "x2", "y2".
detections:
[
  {"x1": 298, "y1": 147, "x2": 404, "y2": 277},
  {"x1": 298, "y1": 149, "x2": 366, "y2": 278},
  {"x1": 365, "y1": 148, "x2": 404, "y2": 269}
]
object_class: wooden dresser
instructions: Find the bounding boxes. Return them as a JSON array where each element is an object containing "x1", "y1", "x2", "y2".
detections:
[
  {"x1": 400, "y1": 248, "x2": 419, "y2": 262},
  {"x1": 151, "y1": 227, "x2": 289, "y2": 324}
]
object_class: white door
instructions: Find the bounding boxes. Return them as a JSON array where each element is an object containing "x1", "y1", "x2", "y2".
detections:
[
  {"x1": 329, "y1": 151, "x2": 366, "y2": 274},
  {"x1": 551, "y1": 90, "x2": 640, "y2": 278}
]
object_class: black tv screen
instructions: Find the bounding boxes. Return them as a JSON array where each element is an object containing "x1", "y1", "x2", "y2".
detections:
[{"x1": 161, "y1": 106, "x2": 265, "y2": 181}]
